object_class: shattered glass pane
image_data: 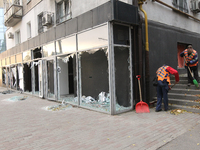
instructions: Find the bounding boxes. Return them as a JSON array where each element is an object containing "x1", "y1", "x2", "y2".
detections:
[
  {"x1": 114, "y1": 46, "x2": 132, "y2": 112},
  {"x1": 4, "y1": 96, "x2": 28, "y2": 102},
  {"x1": 79, "y1": 48, "x2": 110, "y2": 112},
  {"x1": 45, "y1": 103, "x2": 72, "y2": 111}
]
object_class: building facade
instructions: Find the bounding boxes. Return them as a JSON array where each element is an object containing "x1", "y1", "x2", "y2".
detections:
[{"x1": 1, "y1": 0, "x2": 200, "y2": 114}]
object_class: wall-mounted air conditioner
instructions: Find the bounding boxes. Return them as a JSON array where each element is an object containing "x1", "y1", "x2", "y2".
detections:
[
  {"x1": 8, "y1": 32, "x2": 14, "y2": 39},
  {"x1": 42, "y1": 13, "x2": 52, "y2": 26},
  {"x1": 191, "y1": 0, "x2": 200, "y2": 13}
]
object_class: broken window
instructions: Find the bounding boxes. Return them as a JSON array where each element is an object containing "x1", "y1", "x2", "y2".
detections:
[
  {"x1": 23, "y1": 51, "x2": 31, "y2": 62},
  {"x1": 23, "y1": 63, "x2": 32, "y2": 92},
  {"x1": 57, "y1": 53, "x2": 76, "y2": 104},
  {"x1": 46, "y1": 59, "x2": 55, "y2": 99},
  {"x1": 43, "y1": 42, "x2": 55, "y2": 57},
  {"x1": 56, "y1": 35, "x2": 76, "y2": 55},
  {"x1": 2, "y1": 67, "x2": 6, "y2": 85},
  {"x1": 78, "y1": 24, "x2": 108, "y2": 51},
  {"x1": 79, "y1": 47, "x2": 110, "y2": 112},
  {"x1": 114, "y1": 46, "x2": 132, "y2": 112},
  {"x1": 31, "y1": 60, "x2": 40, "y2": 95},
  {"x1": 17, "y1": 64, "x2": 23, "y2": 91},
  {"x1": 10, "y1": 66, "x2": 17, "y2": 89},
  {"x1": 33, "y1": 47, "x2": 42, "y2": 59},
  {"x1": 56, "y1": 0, "x2": 71, "y2": 24}
]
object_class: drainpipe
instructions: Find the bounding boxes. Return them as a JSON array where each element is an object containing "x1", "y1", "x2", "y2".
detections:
[{"x1": 138, "y1": 0, "x2": 150, "y2": 104}]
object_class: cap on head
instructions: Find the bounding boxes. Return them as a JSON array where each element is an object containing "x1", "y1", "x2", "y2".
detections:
[
  {"x1": 188, "y1": 45, "x2": 193, "y2": 49},
  {"x1": 187, "y1": 45, "x2": 193, "y2": 54}
]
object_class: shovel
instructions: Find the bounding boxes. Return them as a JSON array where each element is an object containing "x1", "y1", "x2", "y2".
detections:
[
  {"x1": 135, "y1": 75, "x2": 150, "y2": 113},
  {"x1": 184, "y1": 57, "x2": 199, "y2": 88}
]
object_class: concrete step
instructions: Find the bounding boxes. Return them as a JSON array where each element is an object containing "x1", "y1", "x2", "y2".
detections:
[
  {"x1": 168, "y1": 98, "x2": 200, "y2": 107},
  {"x1": 169, "y1": 88, "x2": 200, "y2": 95},
  {"x1": 168, "y1": 93, "x2": 200, "y2": 100},
  {"x1": 168, "y1": 104, "x2": 200, "y2": 113},
  {"x1": 170, "y1": 84, "x2": 199, "y2": 90}
]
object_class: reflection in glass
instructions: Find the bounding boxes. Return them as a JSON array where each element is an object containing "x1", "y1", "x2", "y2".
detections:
[
  {"x1": 11, "y1": 56, "x2": 15, "y2": 64},
  {"x1": 56, "y1": 36, "x2": 76, "y2": 55},
  {"x1": 114, "y1": 47, "x2": 132, "y2": 112},
  {"x1": 79, "y1": 47, "x2": 110, "y2": 112},
  {"x1": 78, "y1": 25, "x2": 108, "y2": 51},
  {"x1": 43, "y1": 42, "x2": 55, "y2": 57},
  {"x1": 57, "y1": 53, "x2": 77, "y2": 105},
  {"x1": 16, "y1": 54, "x2": 22, "y2": 63},
  {"x1": 23, "y1": 51, "x2": 31, "y2": 62}
]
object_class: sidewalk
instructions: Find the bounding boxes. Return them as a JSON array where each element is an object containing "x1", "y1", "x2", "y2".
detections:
[{"x1": 0, "y1": 87, "x2": 200, "y2": 150}]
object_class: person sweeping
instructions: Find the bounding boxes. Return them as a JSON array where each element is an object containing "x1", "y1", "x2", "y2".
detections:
[
  {"x1": 156, "y1": 65, "x2": 179, "y2": 112},
  {"x1": 180, "y1": 45, "x2": 199, "y2": 87}
]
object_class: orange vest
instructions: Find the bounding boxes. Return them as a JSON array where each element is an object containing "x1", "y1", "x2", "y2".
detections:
[
  {"x1": 156, "y1": 65, "x2": 171, "y2": 85},
  {"x1": 184, "y1": 49, "x2": 198, "y2": 67}
]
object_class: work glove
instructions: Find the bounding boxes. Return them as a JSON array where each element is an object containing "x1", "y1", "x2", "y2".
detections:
[{"x1": 186, "y1": 61, "x2": 190, "y2": 65}]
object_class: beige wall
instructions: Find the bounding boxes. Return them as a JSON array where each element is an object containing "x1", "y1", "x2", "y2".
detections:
[
  {"x1": 0, "y1": 0, "x2": 3, "y2": 8},
  {"x1": 22, "y1": 0, "x2": 42, "y2": 15}
]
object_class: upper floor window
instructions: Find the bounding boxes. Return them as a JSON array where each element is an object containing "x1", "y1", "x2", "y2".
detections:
[
  {"x1": 56, "y1": 0, "x2": 71, "y2": 24},
  {"x1": 27, "y1": 22, "x2": 31, "y2": 39},
  {"x1": 15, "y1": 30, "x2": 21, "y2": 45},
  {"x1": 172, "y1": 0, "x2": 188, "y2": 13},
  {"x1": 38, "y1": 13, "x2": 44, "y2": 33},
  {"x1": 14, "y1": 0, "x2": 20, "y2": 5}
]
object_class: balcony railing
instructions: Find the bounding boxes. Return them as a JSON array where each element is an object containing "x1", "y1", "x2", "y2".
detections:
[{"x1": 4, "y1": 4, "x2": 23, "y2": 27}]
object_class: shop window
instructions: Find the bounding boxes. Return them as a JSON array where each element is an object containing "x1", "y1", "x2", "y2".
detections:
[
  {"x1": 113, "y1": 24, "x2": 130, "y2": 45},
  {"x1": 172, "y1": 0, "x2": 188, "y2": 13},
  {"x1": 56, "y1": 0, "x2": 71, "y2": 24},
  {"x1": 114, "y1": 46, "x2": 132, "y2": 111},
  {"x1": 33, "y1": 48, "x2": 42, "y2": 59},
  {"x1": 27, "y1": 22, "x2": 31, "y2": 39},
  {"x1": 43, "y1": 42, "x2": 55, "y2": 57},
  {"x1": 15, "y1": 30, "x2": 21, "y2": 45},
  {"x1": 78, "y1": 25, "x2": 108, "y2": 51},
  {"x1": 79, "y1": 48, "x2": 110, "y2": 112},
  {"x1": 56, "y1": 35, "x2": 76, "y2": 55}
]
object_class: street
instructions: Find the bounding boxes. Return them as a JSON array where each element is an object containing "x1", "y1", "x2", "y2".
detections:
[{"x1": 0, "y1": 87, "x2": 200, "y2": 150}]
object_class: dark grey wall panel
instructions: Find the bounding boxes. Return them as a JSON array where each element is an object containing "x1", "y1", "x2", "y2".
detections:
[
  {"x1": 28, "y1": 38, "x2": 35, "y2": 50},
  {"x1": 22, "y1": 41, "x2": 28, "y2": 52},
  {"x1": 78, "y1": 11, "x2": 93, "y2": 32},
  {"x1": 66, "y1": 18, "x2": 78, "y2": 36},
  {"x1": 148, "y1": 21, "x2": 200, "y2": 101},
  {"x1": 16, "y1": 45, "x2": 21, "y2": 53},
  {"x1": 39, "y1": 32, "x2": 47, "y2": 45},
  {"x1": 56, "y1": 22, "x2": 66, "y2": 39},
  {"x1": 35, "y1": 36, "x2": 40, "y2": 48},
  {"x1": 93, "y1": 2, "x2": 112, "y2": 27},
  {"x1": 46, "y1": 27, "x2": 56, "y2": 43}
]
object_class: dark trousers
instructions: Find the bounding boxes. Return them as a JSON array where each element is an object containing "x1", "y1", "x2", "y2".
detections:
[
  {"x1": 156, "y1": 80, "x2": 169, "y2": 111},
  {"x1": 186, "y1": 65, "x2": 199, "y2": 83}
]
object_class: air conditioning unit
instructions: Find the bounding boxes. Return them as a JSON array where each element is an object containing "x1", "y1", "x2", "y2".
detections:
[
  {"x1": 8, "y1": 32, "x2": 14, "y2": 39},
  {"x1": 42, "y1": 13, "x2": 52, "y2": 26},
  {"x1": 191, "y1": 0, "x2": 200, "y2": 13}
]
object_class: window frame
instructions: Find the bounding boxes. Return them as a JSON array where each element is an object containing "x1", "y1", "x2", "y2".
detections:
[{"x1": 56, "y1": 0, "x2": 71, "y2": 24}]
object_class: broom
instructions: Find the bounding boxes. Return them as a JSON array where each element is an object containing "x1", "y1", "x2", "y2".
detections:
[{"x1": 184, "y1": 57, "x2": 199, "y2": 88}]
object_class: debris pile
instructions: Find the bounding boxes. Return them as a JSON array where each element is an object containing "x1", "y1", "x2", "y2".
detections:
[
  {"x1": 5, "y1": 96, "x2": 28, "y2": 102},
  {"x1": 170, "y1": 109, "x2": 187, "y2": 115},
  {"x1": 191, "y1": 105, "x2": 200, "y2": 109},
  {"x1": 46, "y1": 104, "x2": 72, "y2": 111}
]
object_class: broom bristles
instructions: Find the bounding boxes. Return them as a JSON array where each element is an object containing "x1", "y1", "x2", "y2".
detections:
[{"x1": 193, "y1": 79, "x2": 199, "y2": 88}]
